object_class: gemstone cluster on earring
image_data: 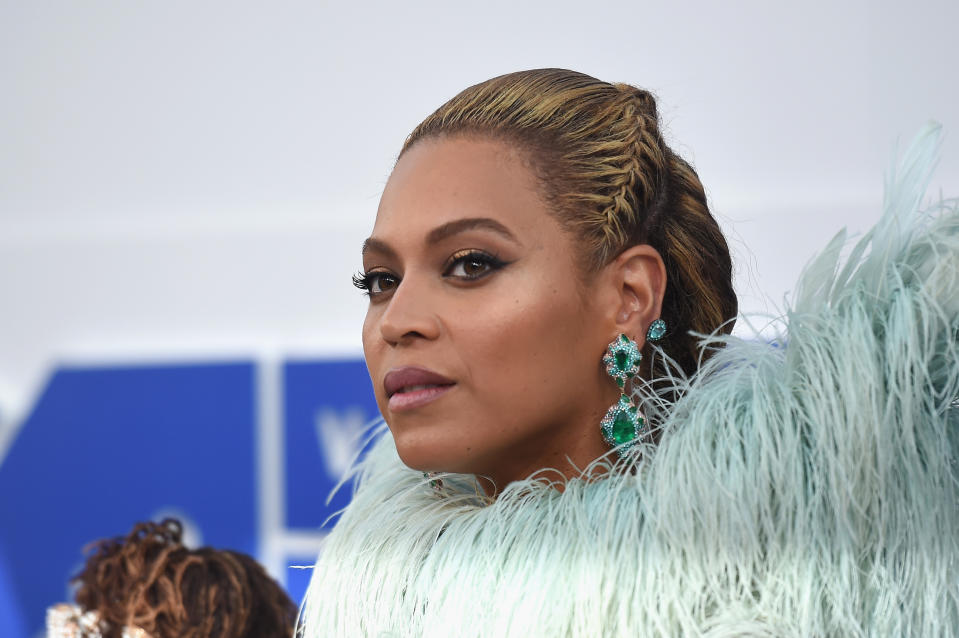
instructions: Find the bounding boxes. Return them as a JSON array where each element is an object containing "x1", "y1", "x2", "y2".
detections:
[
  {"x1": 600, "y1": 333, "x2": 646, "y2": 455},
  {"x1": 601, "y1": 393, "x2": 645, "y2": 450},
  {"x1": 602, "y1": 333, "x2": 642, "y2": 389}
]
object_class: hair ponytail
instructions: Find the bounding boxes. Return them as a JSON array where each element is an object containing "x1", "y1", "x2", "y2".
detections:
[{"x1": 649, "y1": 151, "x2": 737, "y2": 381}]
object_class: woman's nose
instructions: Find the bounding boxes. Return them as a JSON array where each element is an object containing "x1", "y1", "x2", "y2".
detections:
[{"x1": 378, "y1": 275, "x2": 441, "y2": 346}]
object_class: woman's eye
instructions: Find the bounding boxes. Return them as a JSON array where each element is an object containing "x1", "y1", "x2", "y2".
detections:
[
  {"x1": 444, "y1": 251, "x2": 507, "y2": 280},
  {"x1": 352, "y1": 271, "x2": 399, "y2": 297}
]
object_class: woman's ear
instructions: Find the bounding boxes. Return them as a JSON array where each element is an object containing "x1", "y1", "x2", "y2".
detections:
[{"x1": 610, "y1": 245, "x2": 666, "y2": 342}]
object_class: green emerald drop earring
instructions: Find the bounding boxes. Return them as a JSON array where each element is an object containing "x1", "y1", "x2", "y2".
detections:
[{"x1": 600, "y1": 333, "x2": 645, "y2": 454}]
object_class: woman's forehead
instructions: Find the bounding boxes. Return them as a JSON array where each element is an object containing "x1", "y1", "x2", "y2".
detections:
[{"x1": 371, "y1": 137, "x2": 550, "y2": 243}]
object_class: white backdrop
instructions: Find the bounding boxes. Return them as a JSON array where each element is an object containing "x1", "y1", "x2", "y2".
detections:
[{"x1": 1, "y1": 0, "x2": 957, "y2": 450}]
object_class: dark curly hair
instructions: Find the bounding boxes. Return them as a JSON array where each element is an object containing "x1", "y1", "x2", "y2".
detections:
[{"x1": 72, "y1": 519, "x2": 296, "y2": 638}]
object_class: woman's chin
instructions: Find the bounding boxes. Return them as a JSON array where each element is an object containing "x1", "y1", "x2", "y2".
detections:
[{"x1": 392, "y1": 436, "x2": 478, "y2": 475}]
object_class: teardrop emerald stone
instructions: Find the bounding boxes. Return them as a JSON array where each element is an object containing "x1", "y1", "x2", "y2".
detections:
[
  {"x1": 614, "y1": 350, "x2": 629, "y2": 370},
  {"x1": 610, "y1": 409, "x2": 636, "y2": 445}
]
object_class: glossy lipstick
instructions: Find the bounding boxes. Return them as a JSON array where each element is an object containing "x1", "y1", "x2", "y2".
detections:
[{"x1": 384, "y1": 366, "x2": 455, "y2": 412}]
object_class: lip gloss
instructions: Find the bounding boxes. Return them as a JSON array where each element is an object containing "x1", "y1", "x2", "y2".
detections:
[{"x1": 388, "y1": 385, "x2": 454, "y2": 412}]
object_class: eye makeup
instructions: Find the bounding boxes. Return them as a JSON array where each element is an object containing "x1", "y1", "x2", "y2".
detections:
[
  {"x1": 353, "y1": 249, "x2": 512, "y2": 298},
  {"x1": 442, "y1": 249, "x2": 509, "y2": 281}
]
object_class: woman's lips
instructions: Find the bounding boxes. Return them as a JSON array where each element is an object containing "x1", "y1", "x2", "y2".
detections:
[{"x1": 384, "y1": 366, "x2": 455, "y2": 412}]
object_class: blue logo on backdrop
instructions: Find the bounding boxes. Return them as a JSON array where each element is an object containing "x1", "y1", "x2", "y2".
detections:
[
  {"x1": 0, "y1": 357, "x2": 379, "y2": 637},
  {"x1": 285, "y1": 360, "x2": 380, "y2": 530}
]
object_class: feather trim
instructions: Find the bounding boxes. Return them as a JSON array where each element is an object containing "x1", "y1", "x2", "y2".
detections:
[{"x1": 300, "y1": 124, "x2": 959, "y2": 637}]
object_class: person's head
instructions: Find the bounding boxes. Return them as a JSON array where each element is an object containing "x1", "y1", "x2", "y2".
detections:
[
  {"x1": 68, "y1": 519, "x2": 296, "y2": 638},
  {"x1": 358, "y1": 69, "x2": 736, "y2": 492}
]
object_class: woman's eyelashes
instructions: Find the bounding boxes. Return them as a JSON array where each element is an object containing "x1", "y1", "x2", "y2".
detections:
[
  {"x1": 442, "y1": 249, "x2": 509, "y2": 281},
  {"x1": 353, "y1": 250, "x2": 510, "y2": 299},
  {"x1": 352, "y1": 270, "x2": 399, "y2": 297}
]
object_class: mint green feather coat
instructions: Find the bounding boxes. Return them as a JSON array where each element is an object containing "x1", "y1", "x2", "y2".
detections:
[{"x1": 301, "y1": 125, "x2": 959, "y2": 637}]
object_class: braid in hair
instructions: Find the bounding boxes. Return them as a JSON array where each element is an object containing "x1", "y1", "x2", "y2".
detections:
[
  {"x1": 588, "y1": 84, "x2": 667, "y2": 256},
  {"x1": 403, "y1": 69, "x2": 737, "y2": 401}
]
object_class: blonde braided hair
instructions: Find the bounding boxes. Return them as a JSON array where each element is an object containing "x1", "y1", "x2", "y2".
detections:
[
  {"x1": 580, "y1": 83, "x2": 667, "y2": 259},
  {"x1": 403, "y1": 68, "x2": 737, "y2": 392}
]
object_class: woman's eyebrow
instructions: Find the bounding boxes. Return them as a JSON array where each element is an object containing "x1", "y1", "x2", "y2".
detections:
[
  {"x1": 425, "y1": 217, "x2": 518, "y2": 245},
  {"x1": 362, "y1": 217, "x2": 519, "y2": 258},
  {"x1": 361, "y1": 237, "x2": 397, "y2": 259}
]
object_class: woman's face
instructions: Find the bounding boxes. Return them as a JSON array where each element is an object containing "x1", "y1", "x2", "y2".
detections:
[{"x1": 359, "y1": 136, "x2": 625, "y2": 491}]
